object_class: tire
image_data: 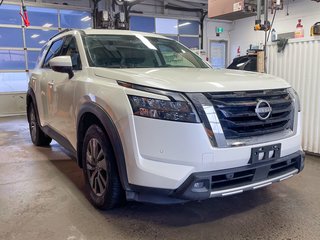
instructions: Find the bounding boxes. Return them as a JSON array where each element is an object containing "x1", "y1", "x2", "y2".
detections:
[
  {"x1": 82, "y1": 124, "x2": 125, "y2": 210},
  {"x1": 27, "y1": 102, "x2": 52, "y2": 146}
]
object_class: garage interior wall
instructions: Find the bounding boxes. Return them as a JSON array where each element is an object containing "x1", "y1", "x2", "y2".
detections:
[
  {"x1": 267, "y1": 39, "x2": 320, "y2": 155},
  {"x1": 203, "y1": 20, "x2": 233, "y2": 66},
  {"x1": 229, "y1": 0, "x2": 320, "y2": 59},
  {"x1": 0, "y1": 0, "x2": 92, "y2": 116}
]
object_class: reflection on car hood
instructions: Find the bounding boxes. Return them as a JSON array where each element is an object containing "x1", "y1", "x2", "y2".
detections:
[{"x1": 93, "y1": 68, "x2": 290, "y2": 92}]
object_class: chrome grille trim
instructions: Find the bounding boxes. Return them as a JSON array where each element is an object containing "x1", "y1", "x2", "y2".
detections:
[
  {"x1": 186, "y1": 88, "x2": 298, "y2": 148},
  {"x1": 204, "y1": 89, "x2": 295, "y2": 140}
]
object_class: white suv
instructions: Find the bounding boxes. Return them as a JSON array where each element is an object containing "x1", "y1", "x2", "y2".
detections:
[{"x1": 27, "y1": 29, "x2": 304, "y2": 209}]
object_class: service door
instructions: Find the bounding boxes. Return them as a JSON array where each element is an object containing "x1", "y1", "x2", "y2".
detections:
[{"x1": 210, "y1": 40, "x2": 228, "y2": 69}]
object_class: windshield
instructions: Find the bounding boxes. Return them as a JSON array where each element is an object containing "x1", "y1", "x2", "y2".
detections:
[{"x1": 82, "y1": 34, "x2": 209, "y2": 69}]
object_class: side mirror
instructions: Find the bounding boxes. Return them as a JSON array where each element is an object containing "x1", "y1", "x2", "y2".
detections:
[{"x1": 49, "y1": 56, "x2": 74, "y2": 79}]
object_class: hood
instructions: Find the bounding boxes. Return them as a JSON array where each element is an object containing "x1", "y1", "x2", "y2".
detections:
[{"x1": 93, "y1": 68, "x2": 290, "y2": 92}]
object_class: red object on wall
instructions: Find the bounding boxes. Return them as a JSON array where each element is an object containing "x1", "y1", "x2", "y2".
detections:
[
  {"x1": 237, "y1": 46, "x2": 241, "y2": 57},
  {"x1": 295, "y1": 19, "x2": 304, "y2": 38}
]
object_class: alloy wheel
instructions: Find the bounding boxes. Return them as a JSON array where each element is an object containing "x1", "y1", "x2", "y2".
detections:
[{"x1": 86, "y1": 138, "x2": 108, "y2": 197}]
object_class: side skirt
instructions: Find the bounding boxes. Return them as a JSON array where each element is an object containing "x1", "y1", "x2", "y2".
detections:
[{"x1": 42, "y1": 125, "x2": 77, "y2": 160}]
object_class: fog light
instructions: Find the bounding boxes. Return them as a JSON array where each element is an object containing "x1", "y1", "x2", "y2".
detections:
[
  {"x1": 192, "y1": 180, "x2": 209, "y2": 193},
  {"x1": 194, "y1": 182, "x2": 204, "y2": 189}
]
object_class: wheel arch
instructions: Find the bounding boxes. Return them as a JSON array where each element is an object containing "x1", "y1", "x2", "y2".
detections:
[
  {"x1": 26, "y1": 88, "x2": 39, "y2": 123},
  {"x1": 77, "y1": 102, "x2": 130, "y2": 191}
]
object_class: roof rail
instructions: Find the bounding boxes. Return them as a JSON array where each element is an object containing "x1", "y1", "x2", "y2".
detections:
[{"x1": 49, "y1": 29, "x2": 74, "y2": 40}]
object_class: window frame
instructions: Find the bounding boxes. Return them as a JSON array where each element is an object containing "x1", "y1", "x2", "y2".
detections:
[
  {"x1": 41, "y1": 37, "x2": 66, "y2": 69},
  {"x1": 60, "y1": 35, "x2": 82, "y2": 71}
]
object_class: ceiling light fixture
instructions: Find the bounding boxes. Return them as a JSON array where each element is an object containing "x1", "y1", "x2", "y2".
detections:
[
  {"x1": 81, "y1": 16, "x2": 92, "y2": 22},
  {"x1": 174, "y1": 22, "x2": 191, "y2": 28},
  {"x1": 31, "y1": 34, "x2": 40, "y2": 39},
  {"x1": 42, "y1": 23, "x2": 53, "y2": 28}
]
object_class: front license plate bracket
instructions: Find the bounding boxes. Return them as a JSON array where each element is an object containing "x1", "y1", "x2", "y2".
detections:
[{"x1": 250, "y1": 143, "x2": 281, "y2": 164}]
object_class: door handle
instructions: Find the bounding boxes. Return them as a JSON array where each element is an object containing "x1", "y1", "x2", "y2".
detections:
[
  {"x1": 31, "y1": 77, "x2": 37, "y2": 86},
  {"x1": 48, "y1": 82, "x2": 54, "y2": 87}
]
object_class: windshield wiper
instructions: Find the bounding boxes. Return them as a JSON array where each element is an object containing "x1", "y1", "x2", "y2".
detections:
[{"x1": 158, "y1": 64, "x2": 196, "y2": 68}]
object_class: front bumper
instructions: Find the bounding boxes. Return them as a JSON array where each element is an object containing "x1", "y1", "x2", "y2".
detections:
[
  {"x1": 127, "y1": 151, "x2": 305, "y2": 203},
  {"x1": 175, "y1": 150, "x2": 305, "y2": 201}
]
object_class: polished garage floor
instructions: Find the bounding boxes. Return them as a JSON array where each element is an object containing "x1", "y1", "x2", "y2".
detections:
[{"x1": 0, "y1": 116, "x2": 319, "y2": 240}]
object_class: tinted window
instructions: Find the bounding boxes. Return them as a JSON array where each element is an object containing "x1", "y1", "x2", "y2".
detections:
[
  {"x1": 158, "y1": 45, "x2": 195, "y2": 68},
  {"x1": 83, "y1": 34, "x2": 208, "y2": 69},
  {"x1": 43, "y1": 38, "x2": 64, "y2": 68},
  {"x1": 227, "y1": 56, "x2": 257, "y2": 72},
  {"x1": 228, "y1": 57, "x2": 249, "y2": 70},
  {"x1": 60, "y1": 37, "x2": 82, "y2": 70},
  {"x1": 244, "y1": 58, "x2": 257, "y2": 72}
]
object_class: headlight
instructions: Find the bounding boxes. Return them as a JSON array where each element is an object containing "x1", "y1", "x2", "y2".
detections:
[
  {"x1": 118, "y1": 81, "x2": 200, "y2": 123},
  {"x1": 128, "y1": 95, "x2": 199, "y2": 123},
  {"x1": 288, "y1": 88, "x2": 301, "y2": 112}
]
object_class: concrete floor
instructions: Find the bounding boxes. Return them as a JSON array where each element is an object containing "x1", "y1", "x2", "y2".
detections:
[{"x1": 0, "y1": 116, "x2": 319, "y2": 240}]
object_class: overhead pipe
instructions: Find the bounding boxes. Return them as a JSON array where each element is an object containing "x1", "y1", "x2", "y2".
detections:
[
  {"x1": 256, "y1": 0, "x2": 262, "y2": 25},
  {"x1": 264, "y1": 0, "x2": 268, "y2": 26}
]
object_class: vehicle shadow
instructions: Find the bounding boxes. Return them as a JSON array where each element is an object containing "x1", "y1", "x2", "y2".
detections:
[
  {"x1": 49, "y1": 157, "x2": 86, "y2": 195},
  {"x1": 49, "y1": 156, "x2": 276, "y2": 228},
  {"x1": 108, "y1": 189, "x2": 274, "y2": 227}
]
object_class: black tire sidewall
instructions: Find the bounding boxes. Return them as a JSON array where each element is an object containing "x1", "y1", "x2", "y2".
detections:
[
  {"x1": 27, "y1": 102, "x2": 52, "y2": 146},
  {"x1": 82, "y1": 124, "x2": 120, "y2": 209},
  {"x1": 28, "y1": 103, "x2": 40, "y2": 145}
]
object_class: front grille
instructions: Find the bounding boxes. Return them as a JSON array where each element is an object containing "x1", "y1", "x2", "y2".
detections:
[{"x1": 204, "y1": 89, "x2": 294, "y2": 139}]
